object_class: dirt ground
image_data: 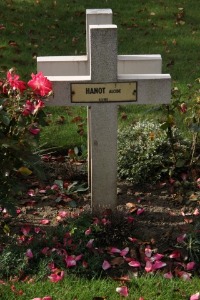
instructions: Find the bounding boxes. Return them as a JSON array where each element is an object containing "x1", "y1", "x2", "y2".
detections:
[{"x1": 2, "y1": 157, "x2": 200, "y2": 254}]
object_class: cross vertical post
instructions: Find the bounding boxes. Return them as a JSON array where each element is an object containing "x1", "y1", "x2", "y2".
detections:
[{"x1": 89, "y1": 25, "x2": 118, "y2": 211}]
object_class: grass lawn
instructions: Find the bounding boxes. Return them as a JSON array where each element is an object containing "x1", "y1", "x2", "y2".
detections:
[{"x1": 1, "y1": 275, "x2": 200, "y2": 299}]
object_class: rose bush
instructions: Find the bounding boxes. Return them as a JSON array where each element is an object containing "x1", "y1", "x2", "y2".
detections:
[{"x1": 0, "y1": 68, "x2": 52, "y2": 210}]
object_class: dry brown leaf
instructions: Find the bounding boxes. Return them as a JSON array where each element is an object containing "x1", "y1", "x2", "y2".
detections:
[
  {"x1": 111, "y1": 257, "x2": 125, "y2": 266},
  {"x1": 126, "y1": 202, "x2": 137, "y2": 213}
]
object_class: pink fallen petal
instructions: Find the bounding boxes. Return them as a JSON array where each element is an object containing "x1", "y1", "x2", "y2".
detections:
[
  {"x1": 82, "y1": 261, "x2": 88, "y2": 268},
  {"x1": 34, "y1": 227, "x2": 41, "y2": 234},
  {"x1": 120, "y1": 247, "x2": 129, "y2": 257},
  {"x1": 190, "y1": 292, "x2": 200, "y2": 300},
  {"x1": 116, "y1": 286, "x2": 129, "y2": 297},
  {"x1": 137, "y1": 208, "x2": 144, "y2": 215},
  {"x1": 29, "y1": 127, "x2": 40, "y2": 135},
  {"x1": 152, "y1": 253, "x2": 164, "y2": 261},
  {"x1": 93, "y1": 217, "x2": 100, "y2": 225},
  {"x1": 75, "y1": 254, "x2": 83, "y2": 261},
  {"x1": 28, "y1": 189, "x2": 35, "y2": 196},
  {"x1": 197, "y1": 178, "x2": 200, "y2": 189},
  {"x1": 42, "y1": 297, "x2": 53, "y2": 300},
  {"x1": 39, "y1": 189, "x2": 46, "y2": 194},
  {"x1": 181, "y1": 173, "x2": 187, "y2": 181},
  {"x1": 41, "y1": 247, "x2": 50, "y2": 255},
  {"x1": 101, "y1": 218, "x2": 111, "y2": 225},
  {"x1": 65, "y1": 256, "x2": 76, "y2": 267},
  {"x1": 169, "y1": 178, "x2": 176, "y2": 184},
  {"x1": 163, "y1": 272, "x2": 173, "y2": 279},
  {"x1": 48, "y1": 271, "x2": 64, "y2": 283},
  {"x1": 124, "y1": 257, "x2": 132, "y2": 263},
  {"x1": 21, "y1": 225, "x2": 31, "y2": 236},
  {"x1": 58, "y1": 211, "x2": 69, "y2": 218},
  {"x1": 186, "y1": 261, "x2": 195, "y2": 271},
  {"x1": 145, "y1": 246, "x2": 152, "y2": 258},
  {"x1": 86, "y1": 239, "x2": 94, "y2": 249},
  {"x1": 193, "y1": 208, "x2": 200, "y2": 216},
  {"x1": 128, "y1": 237, "x2": 138, "y2": 243},
  {"x1": 127, "y1": 216, "x2": 134, "y2": 223},
  {"x1": 26, "y1": 249, "x2": 33, "y2": 259},
  {"x1": 128, "y1": 260, "x2": 141, "y2": 267},
  {"x1": 40, "y1": 219, "x2": 50, "y2": 225},
  {"x1": 169, "y1": 250, "x2": 181, "y2": 259},
  {"x1": 177, "y1": 234, "x2": 186, "y2": 243},
  {"x1": 31, "y1": 298, "x2": 42, "y2": 300},
  {"x1": 145, "y1": 260, "x2": 153, "y2": 273},
  {"x1": 152, "y1": 260, "x2": 166, "y2": 270},
  {"x1": 51, "y1": 184, "x2": 59, "y2": 190},
  {"x1": 102, "y1": 260, "x2": 111, "y2": 270},
  {"x1": 85, "y1": 227, "x2": 92, "y2": 235},
  {"x1": 178, "y1": 271, "x2": 191, "y2": 281},
  {"x1": 110, "y1": 247, "x2": 121, "y2": 254}
]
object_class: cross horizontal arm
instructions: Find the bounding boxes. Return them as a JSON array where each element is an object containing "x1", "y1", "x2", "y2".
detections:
[
  {"x1": 37, "y1": 55, "x2": 162, "y2": 77},
  {"x1": 44, "y1": 73, "x2": 171, "y2": 106}
]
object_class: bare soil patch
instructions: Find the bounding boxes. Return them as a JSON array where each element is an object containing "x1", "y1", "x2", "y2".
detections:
[{"x1": 1, "y1": 156, "x2": 200, "y2": 255}]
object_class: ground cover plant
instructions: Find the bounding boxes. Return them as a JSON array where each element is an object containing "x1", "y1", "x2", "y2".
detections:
[{"x1": 0, "y1": 0, "x2": 200, "y2": 299}]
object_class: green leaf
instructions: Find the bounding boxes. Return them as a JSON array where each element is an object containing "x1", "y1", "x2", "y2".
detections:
[
  {"x1": 68, "y1": 200, "x2": 77, "y2": 208},
  {"x1": 55, "y1": 196, "x2": 62, "y2": 203},
  {"x1": 67, "y1": 181, "x2": 88, "y2": 194},
  {"x1": 54, "y1": 179, "x2": 63, "y2": 190},
  {"x1": 0, "y1": 112, "x2": 10, "y2": 126},
  {"x1": 3, "y1": 224, "x2": 10, "y2": 235},
  {"x1": 0, "y1": 99, "x2": 7, "y2": 105},
  {"x1": 75, "y1": 185, "x2": 88, "y2": 192},
  {"x1": 160, "y1": 122, "x2": 168, "y2": 130},
  {"x1": 176, "y1": 159, "x2": 187, "y2": 168}
]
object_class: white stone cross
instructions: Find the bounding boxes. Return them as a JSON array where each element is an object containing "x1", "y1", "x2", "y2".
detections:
[{"x1": 37, "y1": 9, "x2": 171, "y2": 212}]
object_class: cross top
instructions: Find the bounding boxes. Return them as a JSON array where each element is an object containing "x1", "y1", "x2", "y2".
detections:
[{"x1": 37, "y1": 9, "x2": 171, "y2": 211}]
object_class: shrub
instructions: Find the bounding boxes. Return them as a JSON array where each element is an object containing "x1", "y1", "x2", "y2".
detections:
[
  {"x1": 0, "y1": 68, "x2": 52, "y2": 210},
  {"x1": 117, "y1": 120, "x2": 189, "y2": 184}
]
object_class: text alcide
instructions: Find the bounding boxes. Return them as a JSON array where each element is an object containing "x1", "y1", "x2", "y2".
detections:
[{"x1": 86, "y1": 87, "x2": 121, "y2": 94}]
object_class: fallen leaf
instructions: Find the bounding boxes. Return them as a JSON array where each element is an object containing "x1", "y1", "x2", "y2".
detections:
[
  {"x1": 184, "y1": 218, "x2": 193, "y2": 224},
  {"x1": 111, "y1": 257, "x2": 125, "y2": 266},
  {"x1": 112, "y1": 275, "x2": 130, "y2": 283},
  {"x1": 189, "y1": 194, "x2": 199, "y2": 201},
  {"x1": 18, "y1": 166, "x2": 32, "y2": 176},
  {"x1": 126, "y1": 202, "x2": 137, "y2": 213},
  {"x1": 9, "y1": 40, "x2": 19, "y2": 47}
]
